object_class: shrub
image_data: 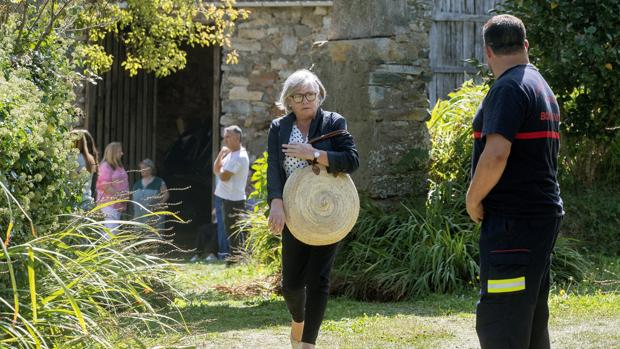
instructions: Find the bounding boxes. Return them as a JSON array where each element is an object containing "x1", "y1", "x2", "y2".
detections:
[
  {"x1": 427, "y1": 80, "x2": 489, "y2": 188},
  {"x1": 332, "y1": 82, "x2": 487, "y2": 300},
  {"x1": 561, "y1": 187, "x2": 620, "y2": 255},
  {"x1": 333, "y1": 202, "x2": 479, "y2": 301},
  {"x1": 1, "y1": 22, "x2": 82, "y2": 245}
]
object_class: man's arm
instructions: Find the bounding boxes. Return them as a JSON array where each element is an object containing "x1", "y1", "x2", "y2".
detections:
[
  {"x1": 213, "y1": 147, "x2": 230, "y2": 177},
  {"x1": 218, "y1": 150, "x2": 240, "y2": 182},
  {"x1": 219, "y1": 170, "x2": 233, "y2": 182},
  {"x1": 466, "y1": 133, "x2": 512, "y2": 222}
]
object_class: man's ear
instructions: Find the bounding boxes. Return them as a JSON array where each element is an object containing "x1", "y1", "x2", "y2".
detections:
[
  {"x1": 524, "y1": 39, "x2": 529, "y2": 51},
  {"x1": 484, "y1": 45, "x2": 493, "y2": 60}
]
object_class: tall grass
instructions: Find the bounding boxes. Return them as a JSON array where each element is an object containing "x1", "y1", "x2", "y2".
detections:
[
  {"x1": 332, "y1": 200, "x2": 479, "y2": 301},
  {"x1": 237, "y1": 152, "x2": 282, "y2": 272},
  {"x1": 1, "y1": 183, "x2": 185, "y2": 348},
  {"x1": 238, "y1": 208, "x2": 281, "y2": 272}
]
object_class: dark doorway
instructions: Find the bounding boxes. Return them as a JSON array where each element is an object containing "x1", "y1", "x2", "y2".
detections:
[
  {"x1": 86, "y1": 37, "x2": 220, "y2": 250},
  {"x1": 86, "y1": 35, "x2": 157, "y2": 186},
  {"x1": 157, "y1": 45, "x2": 219, "y2": 249}
]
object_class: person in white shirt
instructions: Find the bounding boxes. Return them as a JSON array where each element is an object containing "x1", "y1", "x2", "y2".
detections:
[{"x1": 213, "y1": 125, "x2": 250, "y2": 258}]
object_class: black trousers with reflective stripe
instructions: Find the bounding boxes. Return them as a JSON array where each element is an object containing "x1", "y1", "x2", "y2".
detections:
[{"x1": 476, "y1": 214, "x2": 562, "y2": 349}]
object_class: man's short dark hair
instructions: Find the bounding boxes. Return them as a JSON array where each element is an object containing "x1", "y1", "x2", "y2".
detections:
[{"x1": 483, "y1": 14, "x2": 526, "y2": 55}]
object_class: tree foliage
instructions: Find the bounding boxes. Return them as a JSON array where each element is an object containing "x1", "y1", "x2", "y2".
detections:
[{"x1": 2, "y1": 0, "x2": 249, "y2": 77}]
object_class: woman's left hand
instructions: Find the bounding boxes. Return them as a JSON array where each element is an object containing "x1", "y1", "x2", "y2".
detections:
[{"x1": 282, "y1": 143, "x2": 315, "y2": 160}]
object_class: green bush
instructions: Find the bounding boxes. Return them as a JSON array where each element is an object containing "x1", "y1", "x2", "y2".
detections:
[
  {"x1": 1, "y1": 22, "x2": 82, "y2": 245},
  {"x1": 333, "y1": 202, "x2": 479, "y2": 301},
  {"x1": 427, "y1": 80, "x2": 489, "y2": 187},
  {"x1": 561, "y1": 187, "x2": 620, "y2": 255}
]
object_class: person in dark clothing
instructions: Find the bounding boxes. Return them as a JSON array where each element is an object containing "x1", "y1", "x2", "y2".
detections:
[
  {"x1": 267, "y1": 69, "x2": 359, "y2": 349},
  {"x1": 192, "y1": 223, "x2": 218, "y2": 262},
  {"x1": 466, "y1": 14, "x2": 564, "y2": 349}
]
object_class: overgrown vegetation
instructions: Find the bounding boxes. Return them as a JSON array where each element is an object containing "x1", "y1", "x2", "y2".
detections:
[
  {"x1": 331, "y1": 82, "x2": 486, "y2": 300},
  {"x1": 1, "y1": 1, "x2": 249, "y2": 346},
  {"x1": 561, "y1": 188, "x2": 620, "y2": 255},
  {"x1": 0, "y1": 20, "x2": 82, "y2": 244},
  {"x1": 238, "y1": 152, "x2": 282, "y2": 272},
  {"x1": 0, "y1": 188, "x2": 184, "y2": 348}
]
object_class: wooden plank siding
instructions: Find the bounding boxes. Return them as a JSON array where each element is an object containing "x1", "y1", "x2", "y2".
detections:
[
  {"x1": 429, "y1": 0, "x2": 503, "y2": 105},
  {"x1": 85, "y1": 34, "x2": 157, "y2": 185}
]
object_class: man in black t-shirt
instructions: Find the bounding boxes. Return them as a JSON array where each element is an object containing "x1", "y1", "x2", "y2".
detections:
[{"x1": 466, "y1": 15, "x2": 564, "y2": 349}]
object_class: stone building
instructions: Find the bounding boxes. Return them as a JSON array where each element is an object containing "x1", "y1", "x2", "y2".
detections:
[
  {"x1": 221, "y1": 0, "x2": 500, "y2": 200},
  {"x1": 223, "y1": 0, "x2": 430, "y2": 201},
  {"x1": 84, "y1": 0, "x2": 499, "y2": 243}
]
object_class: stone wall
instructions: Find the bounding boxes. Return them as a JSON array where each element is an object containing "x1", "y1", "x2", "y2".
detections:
[
  {"x1": 221, "y1": 0, "x2": 433, "y2": 202},
  {"x1": 220, "y1": 6, "x2": 332, "y2": 162},
  {"x1": 312, "y1": 0, "x2": 433, "y2": 200}
]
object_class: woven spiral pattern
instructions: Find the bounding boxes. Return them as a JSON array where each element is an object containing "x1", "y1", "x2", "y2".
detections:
[{"x1": 283, "y1": 165, "x2": 360, "y2": 246}]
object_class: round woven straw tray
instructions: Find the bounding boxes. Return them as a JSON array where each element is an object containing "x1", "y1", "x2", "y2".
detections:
[{"x1": 283, "y1": 165, "x2": 360, "y2": 246}]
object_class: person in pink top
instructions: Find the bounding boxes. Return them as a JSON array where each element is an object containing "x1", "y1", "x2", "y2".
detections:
[{"x1": 96, "y1": 142, "x2": 129, "y2": 230}]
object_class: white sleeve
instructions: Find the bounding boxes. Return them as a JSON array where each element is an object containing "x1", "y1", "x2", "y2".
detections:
[{"x1": 223, "y1": 154, "x2": 241, "y2": 173}]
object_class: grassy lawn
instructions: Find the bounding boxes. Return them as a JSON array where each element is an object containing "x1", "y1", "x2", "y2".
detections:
[{"x1": 118, "y1": 258, "x2": 620, "y2": 349}]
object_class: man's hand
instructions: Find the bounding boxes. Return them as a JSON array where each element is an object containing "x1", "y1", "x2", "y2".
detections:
[
  {"x1": 466, "y1": 133, "x2": 512, "y2": 224},
  {"x1": 282, "y1": 143, "x2": 315, "y2": 160},
  {"x1": 268, "y1": 199, "x2": 286, "y2": 234},
  {"x1": 218, "y1": 146, "x2": 231, "y2": 159},
  {"x1": 214, "y1": 146, "x2": 231, "y2": 177},
  {"x1": 466, "y1": 196, "x2": 484, "y2": 223}
]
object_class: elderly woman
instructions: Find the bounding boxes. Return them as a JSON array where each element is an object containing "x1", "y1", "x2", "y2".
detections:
[
  {"x1": 132, "y1": 159, "x2": 169, "y2": 230},
  {"x1": 267, "y1": 69, "x2": 359, "y2": 349}
]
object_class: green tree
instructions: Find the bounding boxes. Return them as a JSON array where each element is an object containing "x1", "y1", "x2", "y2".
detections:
[
  {"x1": 2, "y1": 0, "x2": 248, "y2": 76},
  {"x1": 0, "y1": 1, "x2": 249, "y2": 243}
]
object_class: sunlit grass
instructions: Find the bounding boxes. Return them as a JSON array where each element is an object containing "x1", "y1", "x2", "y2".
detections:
[{"x1": 129, "y1": 260, "x2": 619, "y2": 349}]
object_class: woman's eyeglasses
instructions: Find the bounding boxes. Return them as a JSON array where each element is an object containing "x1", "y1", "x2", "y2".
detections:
[{"x1": 290, "y1": 92, "x2": 318, "y2": 103}]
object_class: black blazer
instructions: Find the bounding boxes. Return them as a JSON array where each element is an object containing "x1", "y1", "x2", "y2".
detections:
[{"x1": 267, "y1": 108, "x2": 360, "y2": 204}]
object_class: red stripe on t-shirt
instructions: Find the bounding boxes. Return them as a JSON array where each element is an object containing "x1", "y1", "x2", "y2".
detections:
[
  {"x1": 472, "y1": 131, "x2": 559, "y2": 140},
  {"x1": 514, "y1": 131, "x2": 560, "y2": 139}
]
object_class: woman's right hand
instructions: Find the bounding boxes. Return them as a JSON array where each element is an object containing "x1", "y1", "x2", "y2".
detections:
[{"x1": 268, "y1": 199, "x2": 286, "y2": 235}]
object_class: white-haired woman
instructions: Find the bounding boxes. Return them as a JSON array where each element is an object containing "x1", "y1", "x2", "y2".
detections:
[{"x1": 267, "y1": 69, "x2": 359, "y2": 348}]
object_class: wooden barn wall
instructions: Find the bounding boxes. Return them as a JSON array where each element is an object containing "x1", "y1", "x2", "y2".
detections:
[{"x1": 429, "y1": 0, "x2": 503, "y2": 105}]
